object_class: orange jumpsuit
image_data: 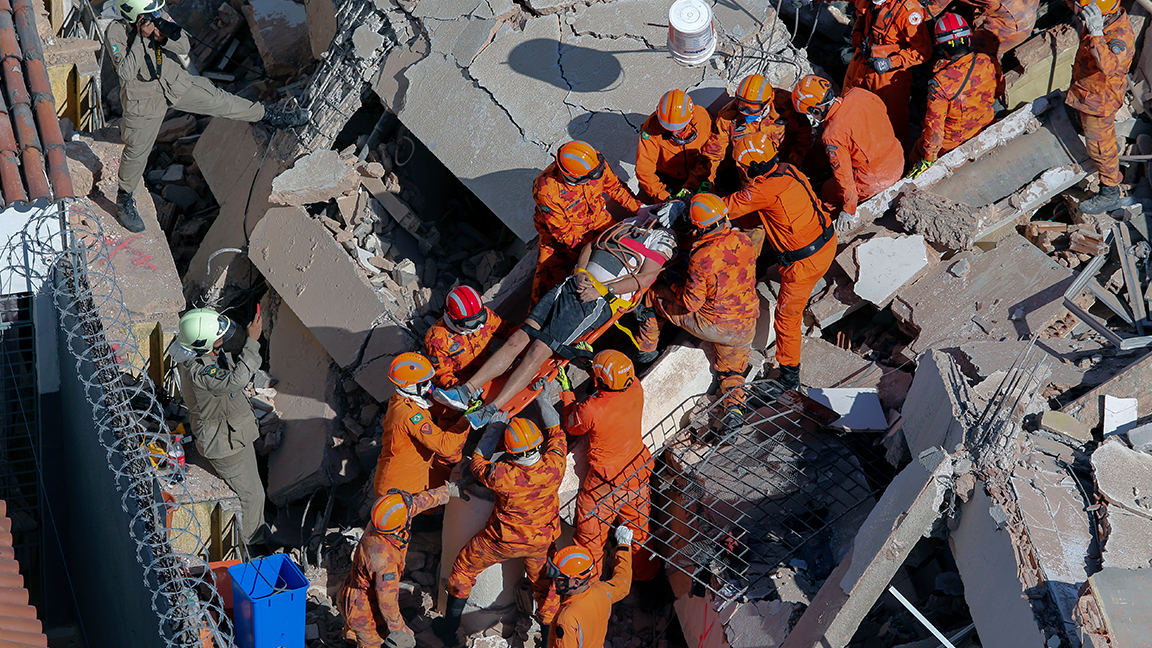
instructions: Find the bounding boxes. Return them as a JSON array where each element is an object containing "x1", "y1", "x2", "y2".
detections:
[
  {"x1": 1066, "y1": 11, "x2": 1135, "y2": 188},
  {"x1": 638, "y1": 227, "x2": 758, "y2": 401},
  {"x1": 339, "y1": 485, "x2": 450, "y2": 648},
  {"x1": 702, "y1": 91, "x2": 810, "y2": 182},
  {"x1": 843, "y1": 0, "x2": 932, "y2": 139},
  {"x1": 373, "y1": 394, "x2": 468, "y2": 497},
  {"x1": 447, "y1": 423, "x2": 567, "y2": 624},
  {"x1": 914, "y1": 52, "x2": 999, "y2": 163},
  {"x1": 532, "y1": 163, "x2": 641, "y2": 304},
  {"x1": 819, "y1": 87, "x2": 904, "y2": 215},
  {"x1": 561, "y1": 384, "x2": 657, "y2": 581},
  {"x1": 423, "y1": 307, "x2": 504, "y2": 389},
  {"x1": 924, "y1": 0, "x2": 1039, "y2": 58},
  {"x1": 550, "y1": 548, "x2": 632, "y2": 648},
  {"x1": 636, "y1": 106, "x2": 713, "y2": 201},
  {"x1": 725, "y1": 163, "x2": 836, "y2": 368}
]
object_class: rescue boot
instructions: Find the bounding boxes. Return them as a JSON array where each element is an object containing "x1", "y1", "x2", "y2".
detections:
[
  {"x1": 635, "y1": 348, "x2": 660, "y2": 365},
  {"x1": 1080, "y1": 184, "x2": 1122, "y2": 215},
  {"x1": 260, "y1": 106, "x2": 311, "y2": 130},
  {"x1": 115, "y1": 189, "x2": 145, "y2": 233},
  {"x1": 539, "y1": 625, "x2": 550, "y2": 648},
  {"x1": 756, "y1": 364, "x2": 800, "y2": 403},
  {"x1": 432, "y1": 595, "x2": 466, "y2": 648}
]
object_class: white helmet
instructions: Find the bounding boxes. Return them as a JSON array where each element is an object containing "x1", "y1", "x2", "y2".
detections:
[
  {"x1": 116, "y1": 0, "x2": 165, "y2": 22},
  {"x1": 177, "y1": 308, "x2": 236, "y2": 355}
]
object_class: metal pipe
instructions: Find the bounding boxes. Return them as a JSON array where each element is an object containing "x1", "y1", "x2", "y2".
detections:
[{"x1": 887, "y1": 585, "x2": 957, "y2": 648}]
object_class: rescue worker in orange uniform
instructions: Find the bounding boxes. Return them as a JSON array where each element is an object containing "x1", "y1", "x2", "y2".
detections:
[
  {"x1": 635, "y1": 89, "x2": 713, "y2": 202},
  {"x1": 793, "y1": 75, "x2": 904, "y2": 234},
  {"x1": 923, "y1": 0, "x2": 1039, "y2": 58},
  {"x1": 724, "y1": 132, "x2": 836, "y2": 395},
  {"x1": 532, "y1": 140, "x2": 642, "y2": 303},
  {"x1": 907, "y1": 14, "x2": 1000, "y2": 178},
  {"x1": 548, "y1": 536, "x2": 633, "y2": 648},
  {"x1": 560, "y1": 350, "x2": 657, "y2": 581},
  {"x1": 637, "y1": 194, "x2": 758, "y2": 412},
  {"x1": 437, "y1": 388, "x2": 567, "y2": 648},
  {"x1": 423, "y1": 285, "x2": 504, "y2": 390},
  {"x1": 702, "y1": 74, "x2": 810, "y2": 191},
  {"x1": 373, "y1": 353, "x2": 469, "y2": 498},
  {"x1": 1066, "y1": 0, "x2": 1134, "y2": 215},
  {"x1": 339, "y1": 482, "x2": 466, "y2": 648},
  {"x1": 842, "y1": 0, "x2": 932, "y2": 139}
]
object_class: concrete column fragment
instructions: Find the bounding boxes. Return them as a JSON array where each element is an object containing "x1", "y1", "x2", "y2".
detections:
[
  {"x1": 1061, "y1": 350, "x2": 1152, "y2": 429},
  {"x1": 781, "y1": 448, "x2": 953, "y2": 648},
  {"x1": 900, "y1": 350, "x2": 980, "y2": 457}
]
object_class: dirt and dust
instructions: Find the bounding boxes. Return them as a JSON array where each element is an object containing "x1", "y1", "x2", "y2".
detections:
[{"x1": 894, "y1": 188, "x2": 989, "y2": 251}]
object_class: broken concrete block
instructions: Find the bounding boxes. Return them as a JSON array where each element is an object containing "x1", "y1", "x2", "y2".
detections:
[
  {"x1": 950, "y1": 485, "x2": 1050, "y2": 648},
  {"x1": 781, "y1": 448, "x2": 952, "y2": 648},
  {"x1": 1093, "y1": 439, "x2": 1152, "y2": 518},
  {"x1": 352, "y1": 24, "x2": 385, "y2": 59},
  {"x1": 1077, "y1": 567, "x2": 1152, "y2": 646},
  {"x1": 852, "y1": 234, "x2": 931, "y2": 305},
  {"x1": 351, "y1": 324, "x2": 420, "y2": 402},
  {"x1": 1102, "y1": 395, "x2": 1139, "y2": 439},
  {"x1": 1062, "y1": 351, "x2": 1152, "y2": 430},
  {"x1": 1039, "y1": 410, "x2": 1093, "y2": 444},
  {"x1": 243, "y1": 0, "x2": 314, "y2": 78},
  {"x1": 65, "y1": 139, "x2": 101, "y2": 198},
  {"x1": 270, "y1": 149, "x2": 358, "y2": 206},
  {"x1": 900, "y1": 350, "x2": 979, "y2": 457},
  {"x1": 639, "y1": 341, "x2": 713, "y2": 453},
  {"x1": 163, "y1": 184, "x2": 200, "y2": 210},
  {"x1": 303, "y1": 0, "x2": 337, "y2": 59},
  {"x1": 249, "y1": 206, "x2": 388, "y2": 368},
  {"x1": 891, "y1": 235, "x2": 1072, "y2": 356},
  {"x1": 895, "y1": 187, "x2": 999, "y2": 250},
  {"x1": 1128, "y1": 422, "x2": 1152, "y2": 454},
  {"x1": 806, "y1": 388, "x2": 887, "y2": 431},
  {"x1": 954, "y1": 339, "x2": 1087, "y2": 388},
  {"x1": 156, "y1": 114, "x2": 196, "y2": 142}
]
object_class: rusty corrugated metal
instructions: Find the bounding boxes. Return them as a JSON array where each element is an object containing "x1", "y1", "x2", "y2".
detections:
[
  {"x1": 0, "y1": 502, "x2": 45, "y2": 648},
  {"x1": 11, "y1": 0, "x2": 71, "y2": 201}
]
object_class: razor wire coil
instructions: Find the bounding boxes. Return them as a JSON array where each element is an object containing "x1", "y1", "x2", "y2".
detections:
[{"x1": 1, "y1": 199, "x2": 235, "y2": 647}]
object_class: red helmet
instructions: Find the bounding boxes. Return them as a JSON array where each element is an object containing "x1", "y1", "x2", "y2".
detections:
[
  {"x1": 689, "y1": 193, "x2": 728, "y2": 230},
  {"x1": 736, "y1": 74, "x2": 773, "y2": 114},
  {"x1": 504, "y1": 417, "x2": 543, "y2": 454},
  {"x1": 389, "y1": 352, "x2": 435, "y2": 388},
  {"x1": 371, "y1": 493, "x2": 409, "y2": 534},
  {"x1": 656, "y1": 89, "x2": 695, "y2": 133},
  {"x1": 445, "y1": 285, "x2": 487, "y2": 333},
  {"x1": 557, "y1": 141, "x2": 606, "y2": 184},
  {"x1": 592, "y1": 349, "x2": 634, "y2": 391},
  {"x1": 934, "y1": 13, "x2": 971, "y2": 46}
]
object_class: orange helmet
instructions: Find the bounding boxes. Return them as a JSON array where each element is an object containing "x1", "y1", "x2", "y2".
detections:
[
  {"x1": 389, "y1": 352, "x2": 435, "y2": 388},
  {"x1": 556, "y1": 141, "x2": 606, "y2": 184},
  {"x1": 736, "y1": 74, "x2": 773, "y2": 113},
  {"x1": 689, "y1": 193, "x2": 728, "y2": 229},
  {"x1": 1077, "y1": 0, "x2": 1120, "y2": 15},
  {"x1": 592, "y1": 349, "x2": 634, "y2": 391},
  {"x1": 371, "y1": 493, "x2": 409, "y2": 534},
  {"x1": 733, "y1": 131, "x2": 779, "y2": 168},
  {"x1": 551, "y1": 545, "x2": 595, "y2": 595},
  {"x1": 504, "y1": 417, "x2": 543, "y2": 454},
  {"x1": 792, "y1": 75, "x2": 835, "y2": 119},
  {"x1": 656, "y1": 89, "x2": 695, "y2": 133}
]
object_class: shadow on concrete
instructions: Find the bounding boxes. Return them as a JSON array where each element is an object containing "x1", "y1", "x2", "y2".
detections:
[{"x1": 507, "y1": 38, "x2": 625, "y2": 92}]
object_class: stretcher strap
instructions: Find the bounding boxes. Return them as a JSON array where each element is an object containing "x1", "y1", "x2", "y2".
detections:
[{"x1": 573, "y1": 268, "x2": 646, "y2": 349}]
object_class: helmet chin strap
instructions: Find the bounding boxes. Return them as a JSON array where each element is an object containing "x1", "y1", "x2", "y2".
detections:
[
  {"x1": 512, "y1": 450, "x2": 541, "y2": 466},
  {"x1": 398, "y1": 381, "x2": 434, "y2": 408}
]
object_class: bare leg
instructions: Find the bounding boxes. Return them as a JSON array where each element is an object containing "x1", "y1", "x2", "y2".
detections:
[
  {"x1": 461, "y1": 326, "x2": 533, "y2": 394},
  {"x1": 489, "y1": 339, "x2": 554, "y2": 410}
]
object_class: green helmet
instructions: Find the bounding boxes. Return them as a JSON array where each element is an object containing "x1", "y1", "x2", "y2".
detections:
[
  {"x1": 177, "y1": 308, "x2": 236, "y2": 354},
  {"x1": 116, "y1": 0, "x2": 165, "y2": 22}
]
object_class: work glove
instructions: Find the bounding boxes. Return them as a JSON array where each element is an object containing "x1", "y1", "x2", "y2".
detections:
[
  {"x1": 614, "y1": 525, "x2": 635, "y2": 547},
  {"x1": 697, "y1": 180, "x2": 713, "y2": 194},
  {"x1": 906, "y1": 158, "x2": 933, "y2": 180},
  {"x1": 836, "y1": 210, "x2": 859, "y2": 234},
  {"x1": 840, "y1": 45, "x2": 856, "y2": 67},
  {"x1": 655, "y1": 199, "x2": 688, "y2": 227},
  {"x1": 674, "y1": 188, "x2": 692, "y2": 200},
  {"x1": 1082, "y1": 3, "x2": 1104, "y2": 36},
  {"x1": 445, "y1": 478, "x2": 472, "y2": 501},
  {"x1": 870, "y1": 57, "x2": 893, "y2": 74},
  {"x1": 534, "y1": 378, "x2": 562, "y2": 429},
  {"x1": 474, "y1": 416, "x2": 506, "y2": 459}
]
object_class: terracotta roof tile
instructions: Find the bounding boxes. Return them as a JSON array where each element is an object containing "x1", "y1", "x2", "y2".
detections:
[{"x1": 0, "y1": 503, "x2": 42, "y2": 648}]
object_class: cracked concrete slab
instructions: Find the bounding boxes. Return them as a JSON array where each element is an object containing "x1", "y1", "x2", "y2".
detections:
[
  {"x1": 411, "y1": 0, "x2": 490, "y2": 20},
  {"x1": 570, "y1": 0, "x2": 669, "y2": 48},
  {"x1": 567, "y1": 110, "x2": 642, "y2": 190},
  {"x1": 397, "y1": 52, "x2": 551, "y2": 241},
  {"x1": 426, "y1": 16, "x2": 496, "y2": 66}
]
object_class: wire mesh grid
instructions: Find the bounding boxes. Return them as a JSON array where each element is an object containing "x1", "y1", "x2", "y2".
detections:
[
  {"x1": 1, "y1": 201, "x2": 235, "y2": 647},
  {"x1": 589, "y1": 381, "x2": 891, "y2": 606},
  {"x1": 0, "y1": 293, "x2": 42, "y2": 578}
]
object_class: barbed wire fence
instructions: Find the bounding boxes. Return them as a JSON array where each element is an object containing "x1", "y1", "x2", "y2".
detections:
[{"x1": 1, "y1": 199, "x2": 234, "y2": 647}]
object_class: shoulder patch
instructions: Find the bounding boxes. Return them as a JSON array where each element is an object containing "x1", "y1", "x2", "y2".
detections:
[
  {"x1": 640, "y1": 130, "x2": 650, "y2": 139},
  {"x1": 1109, "y1": 39, "x2": 1125, "y2": 54},
  {"x1": 382, "y1": 572, "x2": 397, "y2": 581},
  {"x1": 420, "y1": 422, "x2": 434, "y2": 435},
  {"x1": 410, "y1": 413, "x2": 424, "y2": 424},
  {"x1": 111, "y1": 43, "x2": 120, "y2": 53},
  {"x1": 447, "y1": 341, "x2": 464, "y2": 356},
  {"x1": 908, "y1": 11, "x2": 922, "y2": 25},
  {"x1": 200, "y1": 365, "x2": 219, "y2": 377},
  {"x1": 825, "y1": 144, "x2": 838, "y2": 152}
]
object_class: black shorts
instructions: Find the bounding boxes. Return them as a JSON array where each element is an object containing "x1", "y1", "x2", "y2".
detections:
[{"x1": 526, "y1": 277, "x2": 612, "y2": 350}]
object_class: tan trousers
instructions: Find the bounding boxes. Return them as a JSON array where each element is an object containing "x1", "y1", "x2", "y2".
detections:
[
  {"x1": 209, "y1": 444, "x2": 266, "y2": 544},
  {"x1": 118, "y1": 75, "x2": 264, "y2": 194}
]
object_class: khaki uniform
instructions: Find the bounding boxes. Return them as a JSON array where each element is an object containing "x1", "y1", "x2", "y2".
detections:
[
  {"x1": 106, "y1": 19, "x2": 265, "y2": 195},
  {"x1": 177, "y1": 336, "x2": 266, "y2": 543}
]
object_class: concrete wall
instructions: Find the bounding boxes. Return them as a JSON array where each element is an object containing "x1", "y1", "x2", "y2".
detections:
[{"x1": 52, "y1": 303, "x2": 162, "y2": 647}]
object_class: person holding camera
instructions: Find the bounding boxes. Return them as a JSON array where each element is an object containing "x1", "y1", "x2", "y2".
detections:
[{"x1": 106, "y1": 0, "x2": 309, "y2": 233}]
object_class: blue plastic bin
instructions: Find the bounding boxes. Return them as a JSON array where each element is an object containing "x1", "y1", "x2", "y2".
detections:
[{"x1": 228, "y1": 554, "x2": 308, "y2": 648}]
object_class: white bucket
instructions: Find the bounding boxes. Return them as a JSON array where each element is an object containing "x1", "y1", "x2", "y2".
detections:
[{"x1": 668, "y1": 0, "x2": 716, "y2": 66}]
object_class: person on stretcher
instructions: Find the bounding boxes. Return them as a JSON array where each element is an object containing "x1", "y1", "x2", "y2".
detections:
[{"x1": 434, "y1": 211, "x2": 678, "y2": 429}]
